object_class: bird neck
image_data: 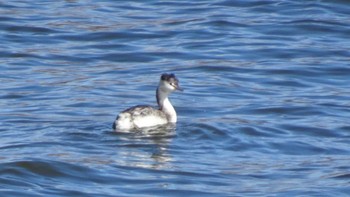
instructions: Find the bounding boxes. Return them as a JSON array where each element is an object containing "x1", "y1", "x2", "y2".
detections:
[{"x1": 156, "y1": 88, "x2": 177, "y2": 122}]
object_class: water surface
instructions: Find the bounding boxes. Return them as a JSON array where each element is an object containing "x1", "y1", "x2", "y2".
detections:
[{"x1": 1, "y1": 0, "x2": 350, "y2": 196}]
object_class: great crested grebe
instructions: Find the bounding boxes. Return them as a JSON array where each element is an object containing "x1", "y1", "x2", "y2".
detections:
[{"x1": 113, "y1": 73, "x2": 182, "y2": 131}]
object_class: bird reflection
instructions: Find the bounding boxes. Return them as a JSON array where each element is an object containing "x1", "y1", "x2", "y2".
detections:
[{"x1": 116, "y1": 123, "x2": 176, "y2": 170}]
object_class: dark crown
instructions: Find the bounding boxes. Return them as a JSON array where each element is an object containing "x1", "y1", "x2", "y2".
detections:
[{"x1": 161, "y1": 73, "x2": 176, "y2": 81}]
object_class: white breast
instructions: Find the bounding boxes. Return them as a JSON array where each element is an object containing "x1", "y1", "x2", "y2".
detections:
[{"x1": 133, "y1": 115, "x2": 168, "y2": 128}]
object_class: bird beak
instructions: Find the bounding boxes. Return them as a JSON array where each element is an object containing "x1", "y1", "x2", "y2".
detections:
[{"x1": 176, "y1": 85, "x2": 184, "y2": 92}]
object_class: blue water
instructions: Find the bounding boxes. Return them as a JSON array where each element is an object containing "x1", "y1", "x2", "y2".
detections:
[{"x1": 1, "y1": 0, "x2": 350, "y2": 196}]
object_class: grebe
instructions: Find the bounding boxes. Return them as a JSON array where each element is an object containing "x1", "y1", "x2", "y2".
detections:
[{"x1": 113, "y1": 73, "x2": 182, "y2": 131}]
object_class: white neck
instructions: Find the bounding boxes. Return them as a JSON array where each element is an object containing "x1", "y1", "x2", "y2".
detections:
[{"x1": 157, "y1": 88, "x2": 177, "y2": 122}]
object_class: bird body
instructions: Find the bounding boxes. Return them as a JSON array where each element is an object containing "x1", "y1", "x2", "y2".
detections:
[{"x1": 113, "y1": 73, "x2": 182, "y2": 131}]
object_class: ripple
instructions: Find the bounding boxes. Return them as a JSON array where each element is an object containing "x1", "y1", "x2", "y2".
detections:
[{"x1": 1, "y1": 0, "x2": 350, "y2": 196}]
